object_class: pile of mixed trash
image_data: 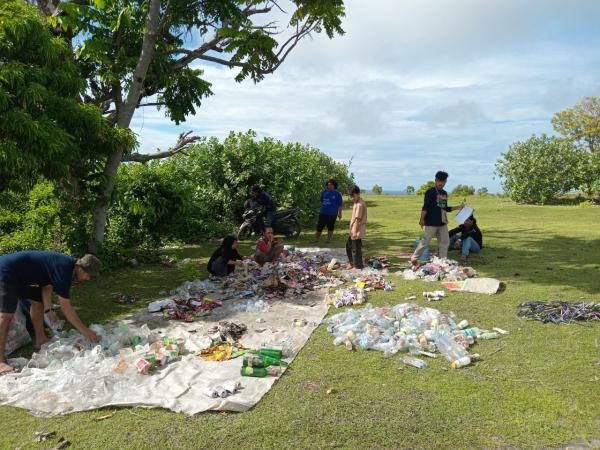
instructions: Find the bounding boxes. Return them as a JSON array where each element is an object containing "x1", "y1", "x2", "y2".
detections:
[
  {"x1": 397, "y1": 257, "x2": 477, "y2": 282},
  {"x1": 517, "y1": 300, "x2": 600, "y2": 324},
  {"x1": 327, "y1": 303, "x2": 506, "y2": 368},
  {"x1": 325, "y1": 269, "x2": 393, "y2": 308},
  {"x1": 149, "y1": 250, "x2": 344, "y2": 321}
]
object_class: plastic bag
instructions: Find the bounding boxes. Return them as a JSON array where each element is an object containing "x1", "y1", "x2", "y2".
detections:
[{"x1": 4, "y1": 304, "x2": 31, "y2": 356}]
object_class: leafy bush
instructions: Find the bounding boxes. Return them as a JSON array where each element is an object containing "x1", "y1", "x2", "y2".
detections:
[
  {"x1": 477, "y1": 187, "x2": 489, "y2": 196},
  {"x1": 103, "y1": 130, "x2": 354, "y2": 247},
  {"x1": 496, "y1": 134, "x2": 586, "y2": 204},
  {"x1": 1, "y1": 131, "x2": 354, "y2": 261},
  {"x1": 0, "y1": 181, "x2": 63, "y2": 253},
  {"x1": 406, "y1": 185, "x2": 415, "y2": 195},
  {"x1": 372, "y1": 184, "x2": 383, "y2": 195},
  {"x1": 416, "y1": 181, "x2": 435, "y2": 195},
  {"x1": 451, "y1": 184, "x2": 475, "y2": 196},
  {"x1": 105, "y1": 164, "x2": 189, "y2": 250}
]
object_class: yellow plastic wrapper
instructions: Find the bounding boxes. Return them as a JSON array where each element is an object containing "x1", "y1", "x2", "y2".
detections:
[{"x1": 199, "y1": 344, "x2": 234, "y2": 361}]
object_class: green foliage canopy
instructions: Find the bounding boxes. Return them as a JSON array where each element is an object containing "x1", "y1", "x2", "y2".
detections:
[
  {"x1": 103, "y1": 130, "x2": 354, "y2": 249},
  {"x1": 552, "y1": 96, "x2": 600, "y2": 153},
  {"x1": 451, "y1": 184, "x2": 475, "y2": 196},
  {"x1": 416, "y1": 181, "x2": 435, "y2": 195},
  {"x1": 0, "y1": 0, "x2": 132, "y2": 192},
  {"x1": 495, "y1": 134, "x2": 586, "y2": 204},
  {"x1": 372, "y1": 184, "x2": 383, "y2": 195}
]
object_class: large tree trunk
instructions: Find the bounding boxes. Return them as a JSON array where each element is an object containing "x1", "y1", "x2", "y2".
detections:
[{"x1": 88, "y1": 0, "x2": 162, "y2": 253}]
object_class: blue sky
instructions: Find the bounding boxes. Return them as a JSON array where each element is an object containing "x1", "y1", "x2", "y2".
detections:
[{"x1": 130, "y1": 0, "x2": 600, "y2": 193}]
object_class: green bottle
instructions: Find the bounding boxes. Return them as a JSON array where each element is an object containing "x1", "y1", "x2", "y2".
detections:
[
  {"x1": 240, "y1": 366, "x2": 281, "y2": 377},
  {"x1": 243, "y1": 354, "x2": 287, "y2": 368},
  {"x1": 254, "y1": 348, "x2": 283, "y2": 359}
]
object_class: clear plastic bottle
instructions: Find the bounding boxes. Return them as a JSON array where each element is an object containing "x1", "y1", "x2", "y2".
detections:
[
  {"x1": 478, "y1": 332, "x2": 498, "y2": 340},
  {"x1": 400, "y1": 356, "x2": 428, "y2": 369},
  {"x1": 434, "y1": 333, "x2": 469, "y2": 362}
]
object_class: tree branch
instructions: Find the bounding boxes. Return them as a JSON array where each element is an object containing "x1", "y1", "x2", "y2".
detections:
[
  {"x1": 123, "y1": 131, "x2": 200, "y2": 163},
  {"x1": 118, "y1": 0, "x2": 161, "y2": 127}
]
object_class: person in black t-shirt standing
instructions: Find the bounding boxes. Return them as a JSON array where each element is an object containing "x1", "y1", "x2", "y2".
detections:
[
  {"x1": 449, "y1": 215, "x2": 483, "y2": 260},
  {"x1": 411, "y1": 171, "x2": 463, "y2": 265}
]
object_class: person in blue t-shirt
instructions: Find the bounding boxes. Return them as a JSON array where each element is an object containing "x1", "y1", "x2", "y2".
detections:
[
  {"x1": 0, "y1": 251, "x2": 102, "y2": 375},
  {"x1": 314, "y1": 179, "x2": 343, "y2": 243},
  {"x1": 411, "y1": 171, "x2": 463, "y2": 265}
]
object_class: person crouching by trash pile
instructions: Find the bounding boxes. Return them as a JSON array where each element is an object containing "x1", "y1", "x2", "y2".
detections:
[
  {"x1": 254, "y1": 226, "x2": 287, "y2": 265},
  {"x1": 207, "y1": 234, "x2": 245, "y2": 277},
  {"x1": 0, "y1": 251, "x2": 102, "y2": 375},
  {"x1": 346, "y1": 185, "x2": 367, "y2": 270},
  {"x1": 449, "y1": 215, "x2": 483, "y2": 260}
]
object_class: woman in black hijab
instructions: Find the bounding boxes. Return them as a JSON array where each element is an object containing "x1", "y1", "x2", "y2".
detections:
[{"x1": 207, "y1": 234, "x2": 244, "y2": 276}]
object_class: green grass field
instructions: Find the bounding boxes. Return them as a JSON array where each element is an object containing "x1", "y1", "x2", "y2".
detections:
[{"x1": 2, "y1": 195, "x2": 600, "y2": 449}]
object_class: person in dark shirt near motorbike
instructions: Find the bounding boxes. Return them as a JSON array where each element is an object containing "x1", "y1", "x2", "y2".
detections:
[{"x1": 250, "y1": 186, "x2": 276, "y2": 227}]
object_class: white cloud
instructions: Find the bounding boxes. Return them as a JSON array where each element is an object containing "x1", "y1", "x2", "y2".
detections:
[{"x1": 132, "y1": 0, "x2": 600, "y2": 192}]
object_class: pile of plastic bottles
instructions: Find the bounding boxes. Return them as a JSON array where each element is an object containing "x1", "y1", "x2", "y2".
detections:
[
  {"x1": 398, "y1": 257, "x2": 477, "y2": 282},
  {"x1": 327, "y1": 303, "x2": 500, "y2": 368}
]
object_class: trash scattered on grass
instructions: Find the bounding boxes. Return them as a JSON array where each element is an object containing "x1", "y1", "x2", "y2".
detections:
[
  {"x1": 517, "y1": 301, "x2": 600, "y2": 324},
  {"x1": 423, "y1": 291, "x2": 446, "y2": 302},
  {"x1": 399, "y1": 356, "x2": 428, "y2": 369},
  {"x1": 47, "y1": 436, "x2": 70, "y2": 450},
  {"x1": 34, "y1": 431, "x2": 56, "y2": 442},
  {"x1": 365, "y1": 256, "x2": 390, "y2": 269},
  {"x1": 95, "y1": 410, "x2": 116, "y2": 421},
  {"x1": 112, "y1": 293, "x2": 139, "y2": 305},
  {"x1": 327, "y1": 303, "x2": 502, "y2": 368},
  {"x1": 398, "y1": 257, "x2": 477, "y2": 282}
]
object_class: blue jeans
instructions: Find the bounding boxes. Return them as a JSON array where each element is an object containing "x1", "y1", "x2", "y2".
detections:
[{"x1": 449, "y1": 235, "x2": 481, "y2": 257}]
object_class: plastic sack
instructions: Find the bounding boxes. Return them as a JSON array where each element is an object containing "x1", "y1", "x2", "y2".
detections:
[{"x1": 4, "y1": 304, "x2": 31, "y2": 356}]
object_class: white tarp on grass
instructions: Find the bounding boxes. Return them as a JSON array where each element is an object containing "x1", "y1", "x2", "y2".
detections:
[{"x1": 0, "y1": 248, "x2": 346, "y2": 417}]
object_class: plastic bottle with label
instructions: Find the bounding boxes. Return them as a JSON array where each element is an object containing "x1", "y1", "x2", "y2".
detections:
[
  {"x1": 450, "y1": 356, "x2": 471, "y2": 369},
  {"x1": 241, "y1": 366, "x2": 281, "y2": 377}
]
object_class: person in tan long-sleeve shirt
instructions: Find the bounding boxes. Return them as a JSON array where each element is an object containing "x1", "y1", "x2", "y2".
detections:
[{"x1": 346, "y1": 185, "x2": 367, "y2": 269}]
